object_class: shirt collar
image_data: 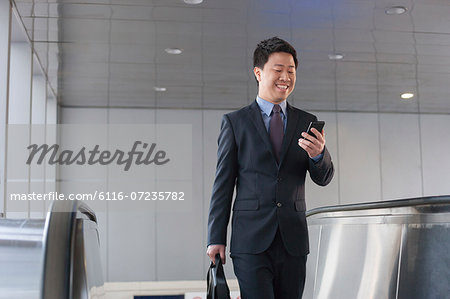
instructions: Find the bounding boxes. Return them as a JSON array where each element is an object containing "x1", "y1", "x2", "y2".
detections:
[{"x1": 256, "y1": 96, "x2": 287, "y2": 117}]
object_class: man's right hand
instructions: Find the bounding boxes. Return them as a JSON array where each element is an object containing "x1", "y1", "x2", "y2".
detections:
[{"x1": 206, "y1": 244, "x2": 226, "y2": 265}]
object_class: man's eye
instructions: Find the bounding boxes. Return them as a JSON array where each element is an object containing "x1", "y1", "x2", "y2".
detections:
[
  {"x1": 288, "y1": 71, "x2": 294, "y2": 74},
  {"x1": 275, "y1": 70, "x2": 282, "y2": 72}
]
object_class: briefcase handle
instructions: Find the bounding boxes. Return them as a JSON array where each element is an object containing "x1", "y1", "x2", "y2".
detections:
[{"x1": 207, "y1": 254, "x2": 231, "y2": 299}]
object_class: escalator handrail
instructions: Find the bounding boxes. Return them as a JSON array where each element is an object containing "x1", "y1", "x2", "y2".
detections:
[
  {"x1": 306, "y1": 195, "x2": 450, "y2": 217},
  {"x1": 40, "y1": 200, "x2": 97, "y2": 299},
  {"x1": 77, "y1": 202, "x2": 97, "y2": 223}
]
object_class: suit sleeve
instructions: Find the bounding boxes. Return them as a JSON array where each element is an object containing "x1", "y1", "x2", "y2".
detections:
[
  {"x1": 308, "y1": 146, "x2": 334, "y2": 186},
  {"x1": 207, "y1": 114, "x2": 238, "y2": 246}
]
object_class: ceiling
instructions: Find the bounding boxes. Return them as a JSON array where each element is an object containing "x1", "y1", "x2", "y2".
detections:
[{"x1": 10, "y1": 0, "x2": 450, "y2": 113}]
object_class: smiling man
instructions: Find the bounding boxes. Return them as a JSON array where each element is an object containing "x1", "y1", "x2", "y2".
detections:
[{"x1": 207, "y1": 37, "x2": 334, "y2": 299}]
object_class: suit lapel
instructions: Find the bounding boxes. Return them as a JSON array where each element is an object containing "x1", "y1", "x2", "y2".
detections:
[
  {"x1": 248, "y1": 100, "x2": 277, "y2": 162},
  {"x1": 279, "y1": 103, "x2": 300, "y2": 166}
]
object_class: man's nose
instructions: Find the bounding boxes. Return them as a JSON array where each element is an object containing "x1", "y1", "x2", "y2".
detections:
[{"x1": 279, "y1": 70, "x2": 290, "y2": 81}]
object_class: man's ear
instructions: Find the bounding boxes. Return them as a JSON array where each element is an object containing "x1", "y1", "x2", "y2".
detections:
[{"x1": 253, "y1": 67, "x2": 262, "y2": 82}]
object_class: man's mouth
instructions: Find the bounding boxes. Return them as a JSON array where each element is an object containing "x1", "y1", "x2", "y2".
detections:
[{"x1": 276, "y1": 84, "x2": 289, "y2": 90}]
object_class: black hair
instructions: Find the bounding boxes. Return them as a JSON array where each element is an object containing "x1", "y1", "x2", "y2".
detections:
[{"x1": 253, "y1": 37, "x2": 298, "y2": 83}]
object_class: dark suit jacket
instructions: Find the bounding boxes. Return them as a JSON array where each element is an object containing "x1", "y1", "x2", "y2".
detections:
[{"x1": 207, "y1": 100, "x2": 334, "y2": 256}]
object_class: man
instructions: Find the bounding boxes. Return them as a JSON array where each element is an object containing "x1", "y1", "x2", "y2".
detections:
[{"x1": 207, "y1": 37, "x2": 334, "y2": 299}]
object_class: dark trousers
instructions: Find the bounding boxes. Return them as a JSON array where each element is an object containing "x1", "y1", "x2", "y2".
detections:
[{"x1": 231, "y1": 229, "x2": 307, "y2": 299}]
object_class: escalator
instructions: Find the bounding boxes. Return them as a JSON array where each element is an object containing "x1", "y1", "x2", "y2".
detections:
[
  {"x1": 304, "y1": 195, "x2": 450, "y2": 299},
  {"x1": 2, "y1": 196, "x2": 449, "y2": 298},
  {"x1": 0, "y1": 201, "x2": 104, "y2": 299}
]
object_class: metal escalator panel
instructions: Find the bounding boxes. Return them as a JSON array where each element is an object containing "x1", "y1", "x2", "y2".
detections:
[
  {"x1": 73, "y1": 218, "x2": 105, "y2": 299},
  {"x1": 0, "y1": 201, "x2": 104, "y2": 299},
  {"x1": 304, "y1": 196, "x2": 450, "y2": 299},
  {"x1": 41, "y1": 200, "x2": 104, "y2": 299},
  {"x1": 0, "y1": 219, "x2": 44, "y2": 299},
  {"x1": 397, "y1": 223, "x2": 450, "y2": 299}
]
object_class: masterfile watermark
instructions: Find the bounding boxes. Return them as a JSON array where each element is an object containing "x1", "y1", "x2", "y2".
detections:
[
  {"x1": 10, "y1": 191, "x2": 185, "y2": 201},
  {"x1": 5, "y1": 124, "x2": 193, "y2": 213},
  {"x1": 26, "y1": 141, "x2": 170, "y2": 171}
]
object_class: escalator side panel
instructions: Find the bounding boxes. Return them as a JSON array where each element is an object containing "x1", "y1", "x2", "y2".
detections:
[
  {"x1": 397, "y1": 224, "x2": 450, "y2": 299},
  {"x1": 308, "y1": 223, "x2": 402, "y2": 299}
]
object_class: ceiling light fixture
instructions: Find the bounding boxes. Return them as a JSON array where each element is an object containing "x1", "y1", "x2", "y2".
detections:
[
  {"x1": 154, "y1": 87, "x2": 167, "y2": 92},
  {"x1": 328, "y1": 53, "x2": 344, "y2": 60},
  {"x1": 401, "y1": 92, "x2": 414, "y2": 99},
  {"x1": 385, "y1": 6, "x2": 407, "y2": 15},
  {"x1": 165, "y1": 48, "x2": 183, "y2": 55},
  {"x1": 184, "y1": 0, "x2": 203, "y2": 4}
]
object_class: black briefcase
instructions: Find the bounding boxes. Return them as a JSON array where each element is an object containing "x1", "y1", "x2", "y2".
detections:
[{"x1": 207, "y1": 254, "x2": 231, "y2": 299}]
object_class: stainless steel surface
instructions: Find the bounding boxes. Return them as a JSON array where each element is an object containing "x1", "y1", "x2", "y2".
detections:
[
  {"x1": 9, "y1": 0, "x2": 450, "y2": 113},
  {"x1": 41, "y1": 200, "x2": 103, "y2": 299},
  {"x1": 0, "y1": 219, "x2": 45, "y2": 299},
  {"x1": 73, "y1": 219, "x2": 105, "y2": 299},
  {"x1": 305, "y1": 195, "x2": 450, "y2": 299},
  {"x1": 0, "y1": 201, "x2": 104, "y2": 299},
  {"x1": 79, "y1": 216, "x2": 104, "y2": 298}
]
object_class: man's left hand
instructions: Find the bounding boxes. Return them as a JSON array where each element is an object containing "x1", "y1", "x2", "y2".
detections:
[{"x1": 298, "y1": 128, "x2": 325, "y2": 158}]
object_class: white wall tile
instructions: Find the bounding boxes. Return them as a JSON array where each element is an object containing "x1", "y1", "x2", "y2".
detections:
[
  {"x1": 9, "y1": 42, "x2": 31, "y2": 124},
  {"x1": 30, "y1": 75, "x2": 47, "y2": 217},
  {"x1": 337, "y1": 112, "x2": 381, "y2": 204},
  {"x1": 420, "y1": 114, "x2": 450, "y2": 196},
  {"x1": 108, "y1": 108, "x2": 156, "y2": 124},
  {"x1": 32, "y1": 75, "x2": 46, "y2": 125},
  {"x1": 60, "y1": 107, "x2": 107, "y2": 124},
  {"x1": 379, "y1": 113, "x2": 423, "y2": 200},
  {"x1": 154, "y1": 109, "x2": 204, "y2": 280},
  {"x1": 107, "y1": 208, "x2": 157, "y2": 281},
  {"x1": 46, "y1": 95, "x2": 57, "y2": 125},
  {"x1": 6, "y1": 42, "x2": 32, "y2": 217}
]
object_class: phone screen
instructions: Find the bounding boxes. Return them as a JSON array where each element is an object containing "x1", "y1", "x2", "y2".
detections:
[{"x1": 303, "y1": 121, "x2": 325, "y2": 140}]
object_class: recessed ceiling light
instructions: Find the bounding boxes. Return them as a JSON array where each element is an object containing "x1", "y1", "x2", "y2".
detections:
[
  {"x1": 385, "y1": 6, "x2": 407, "y2": 15},
  {"x1": 184, "y1": 0, "x2": 203, "y2": 4},
  {"x1": 401, "y1": 92, "x2": 414, "y2": 99},
  {"x1": 328, "y1": 53, "x2": 344, "y2": 60},
  {"x1": 164, "y1": 48, "x2": 183, "y2": 55},
  {"x1": 154, "y1": 87, "x2": 167, "y2": 92}
]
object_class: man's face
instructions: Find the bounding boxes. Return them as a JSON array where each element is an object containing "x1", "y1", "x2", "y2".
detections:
[{"x1": 254, "y1": 52, "x2": 296, "y2": 104}]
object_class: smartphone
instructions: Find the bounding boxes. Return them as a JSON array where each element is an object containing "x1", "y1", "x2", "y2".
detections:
[{"x1": 303, "y1": 121, "x2": 325, "y2": 141}]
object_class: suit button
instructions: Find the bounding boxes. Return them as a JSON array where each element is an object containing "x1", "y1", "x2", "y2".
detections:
[
  {"x1": 277, "y1": 202, "x2": 282, "y2": 208},
  {"x1": 277, "y1": 177, "x2": 282, "y2": 182}
]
